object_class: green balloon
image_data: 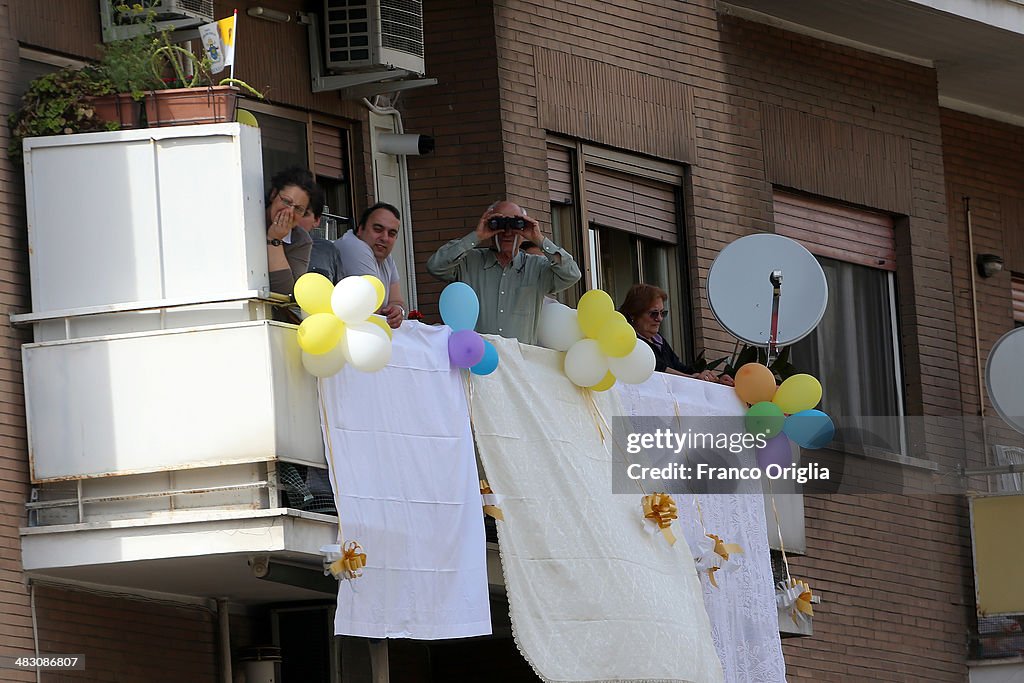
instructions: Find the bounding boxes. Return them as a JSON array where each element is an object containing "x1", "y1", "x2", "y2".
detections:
[{"x1": 745, "y1": 401, "x2": 785, "y2": 439}]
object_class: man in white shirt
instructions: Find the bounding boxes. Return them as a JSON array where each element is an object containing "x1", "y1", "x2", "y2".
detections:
[{"x1": 335, "y1": 202, "x2": 407, "y2": 328}]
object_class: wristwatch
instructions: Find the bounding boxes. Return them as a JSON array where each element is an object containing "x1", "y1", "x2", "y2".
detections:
[{"x1": 267, "y1": 238, "x2": 283, "y2": 247}]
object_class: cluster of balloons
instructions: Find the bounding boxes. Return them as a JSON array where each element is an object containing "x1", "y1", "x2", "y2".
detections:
[
  {"x1": 293, "y1": 273, "x2": 394, "y2": 377},
  {"x1": 537, "y1": 290, "x2": 656, "y2": 390},
  {"x1": 438, "y1": 283, "x2": 499, "y2": 375},
  {"x1": 733, "y1": 363, "x2": 835, "y2": 468}
]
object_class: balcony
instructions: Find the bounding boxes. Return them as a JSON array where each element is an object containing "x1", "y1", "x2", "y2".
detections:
[{"x1": 719, "y1": 0, "x2": 1024, "y2": 121}]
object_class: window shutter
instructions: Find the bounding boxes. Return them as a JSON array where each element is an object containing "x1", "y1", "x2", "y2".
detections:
[
  {"x1": 773, "y1": 191, "x2": 895, "y2": 271},
  {"x1": 312, "y1": 123, "x2": 344, "y2": 180},
  {"x1": 585, "y1": 166, "x2": 678, "y2": 245},
  {"x1": 547, "y1": 145, "x2": 574, "y2": 205},
  {"x1": 1013, "y1": 275, "x2": 1024, "y2": 324}
]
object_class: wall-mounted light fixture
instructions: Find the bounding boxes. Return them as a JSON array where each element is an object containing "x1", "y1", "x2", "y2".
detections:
[
  {"x1": 246, "y1": 7, "x2": 292, "y2": 23},
  {"x1": 976, "y1": 253, "x2": 1005, "y2": 278}
]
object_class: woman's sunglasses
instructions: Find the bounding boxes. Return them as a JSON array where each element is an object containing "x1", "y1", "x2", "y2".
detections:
[{"x1": 647, "y1": 309, "x2": 669, "y2": 320}]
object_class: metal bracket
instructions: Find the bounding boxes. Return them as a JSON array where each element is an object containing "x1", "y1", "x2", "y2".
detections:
[{"x1": 299, "y1": 12, "x2": 437, "y2": 96}]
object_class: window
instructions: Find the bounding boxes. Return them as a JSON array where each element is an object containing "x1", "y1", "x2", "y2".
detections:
[
  {"x1": 547, "y1": 140, "x2": 689, "y2": 354},
  {"x1": 776, "y1": 191, "x2": 905, "y2": 455},
  {"x1": 239, "y1": 102, "x2": 355, "y2": 241}
]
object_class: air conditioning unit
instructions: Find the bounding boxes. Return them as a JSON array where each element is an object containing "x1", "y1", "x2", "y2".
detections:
[
  {"x1": 993, "y1": 445, "x2": 1024, "y2": 493},
  {"x1": 101, "y1": 0, "x2": 213, "y2": 43},
  {"x1": 323, "y1": 0, "x2": 424, "y2": 74}
]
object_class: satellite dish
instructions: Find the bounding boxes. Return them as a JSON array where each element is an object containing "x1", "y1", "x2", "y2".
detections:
[
  {"x1": 986, "y1": 327, "x2": 1024, "y2": 434},
  {"x1": 707, "y1": 233, "x2": 828, "y2": 347}
]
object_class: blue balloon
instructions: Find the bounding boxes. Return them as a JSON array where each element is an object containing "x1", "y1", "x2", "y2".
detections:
[
  {"x1": 783, "y1": 410, "x2": 835, "y2": 449},
  {"x1": 470, "y1": 340, "x2": 499, "y2": 376},
  {"x1": 439, "y1": 282, "x2": 480, "y2": 331}
]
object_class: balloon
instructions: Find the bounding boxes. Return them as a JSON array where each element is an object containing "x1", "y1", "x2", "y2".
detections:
[
  {"x1": 236, "y1": 109, "x2": 259, "y2": 127},
  {"x1": 367, "y1": 314, "x2": 393, "y2": 339},
  {"x1": 734, "y1": 362, "x2": 778, "y2": 405},
  {"x1": 589, "y1": 371, "x2": 616, "y2": 392},
  {"x1": 745, "y1": 401, "x2": 786, "y2": 439},
  {"x1": 448, "y1": 329, "x2": 486, "y2": 368},
  {"x1": 564, "y1": 339, "x2": 609, "y2": 387},
  {"x1": 301, "y1": 344, "x2": 347, "y2": 378},
  {"x1": 596, "y1": 312, "x2": 637, "y2": 358},
  {"x1": 470, "y1": 339, "x2": 499, "y2": 376},
  {"x1": 606, "y1": 338, "x2": 656, "y2": 384},
  {"x1": 773, "y1": 374, "x2": 822, "y2": 414},
  {"x1": 756, "y1": 433, "x2": 793, "y2": 470},
  {"x1": 297, "y1": 313, "x2": 344, "y2": 355},
  {"x1": 783, "y1": 410, "x2": 835, "y2": 449},
  {"x1": 577, "y1": 289, "x2": 615, "y2": 339},
  {"x1": 362, "y1": 275, "x2": 386, "y2": 311},
  {"x1": 332, "y1": 276, "x2": 378, "y2": 323},
  {"x1": 341, "y1": 321, "x2": 392, "y2": 372},
  {"x1": 538, "y1": 302, "x2": 583, "y2": 351},
  {"x1": 294, "y1": 272, "x2": 335, "y2": 315},
  {"x1": 439, "y1": 282, "x2": 480, "y2": 331}
]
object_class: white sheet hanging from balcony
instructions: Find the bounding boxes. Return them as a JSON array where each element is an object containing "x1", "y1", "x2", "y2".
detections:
[
  {"x1": 469, "y1": 338, "x2": 724, "y2": 683},
  {"x1": 319, "y1": 322, "x2": 491, "y2": 639},
  {"x1": 616, "y1": 377, "x2": 787, "y2": 683}
]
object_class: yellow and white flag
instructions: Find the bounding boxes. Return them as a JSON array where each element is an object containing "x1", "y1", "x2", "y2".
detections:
[{"x1": 199, "y1": 13, "x2": 236, "y2": 75}]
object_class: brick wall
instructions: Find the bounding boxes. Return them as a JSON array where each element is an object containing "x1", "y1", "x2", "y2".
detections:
[
  {"x1": 0, "y1": 0, "x2": 35, "y2": 679},
  {"x1": 32, "y1": 585, "x2": 217, "y2": 682},
  {"x1": 402, "y1": 0, "x2": 506, "y2": 319}
]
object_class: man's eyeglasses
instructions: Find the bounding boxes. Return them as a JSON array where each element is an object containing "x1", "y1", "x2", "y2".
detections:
[
  {"x1": 278, "y1": 194, "x2": 309, "y2": 217},
  {"x1": 647, "y1": 309, "x2": 669, "y2": 320}
]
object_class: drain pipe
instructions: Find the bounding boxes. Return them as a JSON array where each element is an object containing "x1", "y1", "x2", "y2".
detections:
[
  {"x1": 965, "y1": 197, "x2": 992, "y2": 477},
  {"x1": 217, "y1": 598, "x2": 232, "y2": 683},
  {"x1": 30, "y1": 581, "x2": 41, "y2": 683}
]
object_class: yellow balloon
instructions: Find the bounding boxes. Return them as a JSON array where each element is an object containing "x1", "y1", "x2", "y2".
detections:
[
  {"x1": 597, "y1": 313, "x2": 637, "y2": 358},
  {"x1": 578, "y1": 289, "x2": 615, "y2": 339},
  {"x1": 362, "y1": 275, "x2": 386, "y2": 311},
  {"x1": 367, "y1": 314, "x2": 393, "y2": 339},
  {"x1": 294, "y1": 273, "x2": 335, "y2": 315},
  {"x1": 236, "y1": 109, "x2": 259, "y2": 127},
  {"x1": 734, "y1": 362, "x2": 778, "y2": 405},
  {"x1": 772, "y1": 374, "x2": 822, "y2": 414},
  {"x1": 297, "y1": 313, "x2": 345, "y2": 355},
  {"x1": 589, "y1": 371, "x2": 616, "y2": 392}
]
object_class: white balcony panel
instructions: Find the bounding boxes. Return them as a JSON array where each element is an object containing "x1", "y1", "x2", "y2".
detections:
[
  {"x1": 21, "y1": 509, "x2": 340, "y2": 604},
  {"x1": 23, "y1": 123, "x2": 269, "y2": 315},
  {"x1": 24, "y1": 321, "x2": 324, "y2": 482}
]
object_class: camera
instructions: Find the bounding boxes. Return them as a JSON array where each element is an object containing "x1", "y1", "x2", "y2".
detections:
[{"x1": 488, "y1": 216, "x2": 527, "y2": 231}]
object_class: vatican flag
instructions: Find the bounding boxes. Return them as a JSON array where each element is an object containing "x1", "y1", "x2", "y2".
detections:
[{"x1": 198, "y1": 13, "x2": 236, "y2": 75}]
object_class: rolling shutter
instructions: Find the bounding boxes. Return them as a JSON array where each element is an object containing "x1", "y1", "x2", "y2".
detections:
[
  {"x1": 547, "y1": 144, "x2": 574, "y2": 205},
  {"x1": 584, "y1": 165, "x2": 678, "y2": 245},
  {"x1": 773, "y1": 190, "x2": 895, "y2": 271},
  {"x1": 1013, "y1": 275, "x2": 1024, "y2": 324},
  {"x1": 312, "y1": 123, "x2": 345, "y2": 180}
]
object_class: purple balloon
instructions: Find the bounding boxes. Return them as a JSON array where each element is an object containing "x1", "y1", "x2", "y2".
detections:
[
  {"x1": 756, "y1": 433, "x2": 792, "y2": 471},
  {"x1": 448, "y1": 329, "x2": 485, "y2": 368}
]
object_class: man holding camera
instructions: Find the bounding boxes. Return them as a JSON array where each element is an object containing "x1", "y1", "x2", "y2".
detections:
[{"x1": 427, "y1": 200, "x2": 581, "y2": 344}]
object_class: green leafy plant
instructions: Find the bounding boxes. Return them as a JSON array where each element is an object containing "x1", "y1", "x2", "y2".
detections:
[
  {"x1": 720, "y1": 344, "x2": 799, "y2": 381},
  {"x1": 7, "y1": 66, "x2": 117, "y2": 160}
]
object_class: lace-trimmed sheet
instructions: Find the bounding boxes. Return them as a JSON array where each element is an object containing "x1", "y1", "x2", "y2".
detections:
[
  {"x1": 617, "y1": 376, "x2": 787, "y2": 683},
  {"x1": 470, "y1": 338, "x2": 724, "y2": 683},
  {"x1": 320, "y1": 322, "x2": 491, "y2": 639}
]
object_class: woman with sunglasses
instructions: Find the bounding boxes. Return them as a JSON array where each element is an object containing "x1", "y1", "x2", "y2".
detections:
[
  {"x1": 619, "y1": 283, "x2": 733, "y2": 385},
  {"x1": 266, "y1": 167, "x2": 319, "y2": 296}
]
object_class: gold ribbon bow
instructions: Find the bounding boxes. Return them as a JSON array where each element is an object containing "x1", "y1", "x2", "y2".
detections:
[
  {"x1": 705, "y1": 533, "x2": 744, "y2": 588},
  {"x1": 480, "y1": 479, "x2": 504, "y2": 521},
  {"x1": 328, "y1": 541, "x2": 367, "y2": 580},
  {"x1": 776, "y1": 578, "x2": 814, "y2": 624},
  {"x1": 642, "y1": 493, "x2": 678, "y2": 546}
]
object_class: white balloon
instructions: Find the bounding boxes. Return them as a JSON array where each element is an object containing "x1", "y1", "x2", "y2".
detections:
[
  {"x1": 538, "y1": 302, "x2": 584, "y2": 352},
  {"x1": 301, "y1": 345, "x2": 347, "y2": 378},
  {"x1": 564, "y1": 339, "x2": 608, "y2": 387},
  {"x1": 332, "y1": 276, "x2": 378, "y2": 323},
  {"x1": 607, "y1": 338, "x2": 656, "y2": 384},
  {"x1": 342, "y1": 320, "x2": 392, "y2": 372}
]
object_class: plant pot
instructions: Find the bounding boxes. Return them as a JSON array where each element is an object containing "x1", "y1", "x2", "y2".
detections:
[
  {"x1": 88, "y1": 93, "x2": 144, "y2": 129},
  {"x1": 143, "y1": 86, "x2": 239, "y2": 128}
]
